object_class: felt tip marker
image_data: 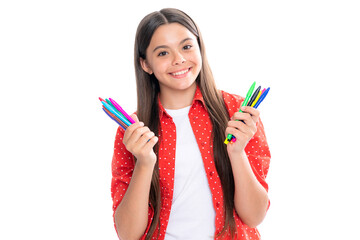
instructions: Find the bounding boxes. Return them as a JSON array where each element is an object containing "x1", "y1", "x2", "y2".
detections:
[
  {"x1": 251, "y1": 89, "x2": 263, "y2": 107},
  {"x1": 101, "y1": 101, "x2": 132, "y2": 126},
  {"x1": 109, "y1": 98, "x2": 135, "y2": 124},
  {"x1": 103, "y1": 106, "x2": 129, "y2": 130},
  {"x1": 247, "y1": 86, "x2": 261, "y2": 107},
  {"x1": 102, "y1": 108, "x2": 126, "y2": 130},
  {"x1": 225, "y1": 81, "x2": 256, "y2": 144},
  {"x1": 241, "y1": 81, "x2": 256, "y2": 111},
  {"x1": 253, "y1": 87, "x2": 270, "y2": 109}
]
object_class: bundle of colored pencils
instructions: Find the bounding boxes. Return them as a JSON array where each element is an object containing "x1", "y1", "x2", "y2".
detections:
[
  {"x1": 99, "y1": 97, "x2": 135, "y2": 130},
  {"x1": 224, "y1": 81, "x2": 270, "y2": 144}
]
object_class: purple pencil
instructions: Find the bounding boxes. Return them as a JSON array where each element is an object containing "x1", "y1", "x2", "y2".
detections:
[{"x1": 109, "y1": 98, "x2": 135, "y2": 124}]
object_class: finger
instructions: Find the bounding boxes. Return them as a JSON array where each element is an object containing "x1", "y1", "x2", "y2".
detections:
[
  {"x1": 225, "y1": 126, "x2": 245, "y2": 141},
  {"x1": 123, "y1": 121, "x2": 145, "y2": 143},
  {"x1": 143, "y1": 135, "x2": 159, "y2": 151},
  {"x1": 231, "y1": 112, "x2": 256, "y2": 128},
  {"x1": 240, "y1": 106, "x2": 260, "y2": 122},
  {"x1": 131, "y1": 126, "x2": 151, "y2": 143},
  {"x1": 228, "y1": 120, "x2": 247, "y2": 134},
  {"x1": 130, "y1": 113, "x2": 139, "y2": 123},
  {"x1": 226, "y1": 122, "x2": 256, "y2": 143},
  {"x1": 228, "y1": 119, "x2": 257, "y2": 136},
  {"x1": 136, "y1": 131, "x2": 155, "y2": 146},
  {"x1": 138, "y1": 135, "x2": 159, "y2": 153}
]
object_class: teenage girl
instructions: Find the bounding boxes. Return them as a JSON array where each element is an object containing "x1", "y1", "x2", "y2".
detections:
[{"x1": 111, "y1": 8, "x2": 271, "y2": 240}]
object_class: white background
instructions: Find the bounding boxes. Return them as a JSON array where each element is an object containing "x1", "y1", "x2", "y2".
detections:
[{"x1": 1, "y1": 0, "x2": 359, "y2": 239}]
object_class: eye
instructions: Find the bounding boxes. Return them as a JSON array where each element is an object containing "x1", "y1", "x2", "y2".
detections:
[
  {"x1": 158, "y1": 51, "x2": 168, "y2": 57},
  {"x1": 183, "y1": 45, "x2": 192, "y2": 50}
]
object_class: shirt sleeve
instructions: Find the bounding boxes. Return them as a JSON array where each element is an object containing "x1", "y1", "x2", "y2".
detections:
[
  {"x1": 245, "y1": 117, "x2": 271, "y2": 192},
  {"x1": 111, "y1": 126, "x2": 154, "y2": 239},
  {"x1": 222, "y1": 90, "x2": 271, "y2": 191}
]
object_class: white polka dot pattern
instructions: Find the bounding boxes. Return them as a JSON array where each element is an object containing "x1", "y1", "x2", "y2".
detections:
[{"x1": 111, "y1": 86, "x2": 271, "y2": 240}]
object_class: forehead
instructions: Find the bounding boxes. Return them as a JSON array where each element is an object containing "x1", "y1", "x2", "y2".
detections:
[{"x1": 148, "y1": 23, "x2": 197, "y2": 48}]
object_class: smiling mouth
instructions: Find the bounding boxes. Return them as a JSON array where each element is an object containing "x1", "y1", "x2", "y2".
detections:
[{"x1": 170, "y1": 68, "x2": 191, "y2": 76}]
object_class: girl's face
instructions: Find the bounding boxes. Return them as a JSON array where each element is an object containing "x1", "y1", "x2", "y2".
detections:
[{"x1": 140, "y1": 23, "x2": 202, "y2": 94}]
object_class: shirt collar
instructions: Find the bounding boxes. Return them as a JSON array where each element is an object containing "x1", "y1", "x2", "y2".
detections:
[{"x1": 158, "y1": 84, "x2": 205, "y2": 119}]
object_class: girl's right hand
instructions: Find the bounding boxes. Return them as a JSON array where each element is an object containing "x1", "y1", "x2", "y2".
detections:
[{"x1": 122, "y1": 114, "x2": 159, "y2": 167}]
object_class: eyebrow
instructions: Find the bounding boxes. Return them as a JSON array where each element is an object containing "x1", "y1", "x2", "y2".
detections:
[{"x1": 152, "y1": 37, "x2": 194, "y2": 53}]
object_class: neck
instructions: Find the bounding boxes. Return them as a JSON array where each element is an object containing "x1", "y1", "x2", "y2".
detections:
[{"x1": 159, "y1": 83, "x2": 197, "y2": 110}]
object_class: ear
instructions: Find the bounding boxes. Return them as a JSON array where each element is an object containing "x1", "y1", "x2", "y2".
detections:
[{"x1": 140, "y1": 58, "x2": 153, "y2": 75}]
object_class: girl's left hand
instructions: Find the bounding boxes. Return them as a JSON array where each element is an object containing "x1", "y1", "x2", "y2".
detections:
[{"x1": 225, "y1": 106, "x2": 260, "y2": 156}]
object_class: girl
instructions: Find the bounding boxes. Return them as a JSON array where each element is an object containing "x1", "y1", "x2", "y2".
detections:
[{"x1": 111, "y1": 8, "x2": 271, "y2": 240}]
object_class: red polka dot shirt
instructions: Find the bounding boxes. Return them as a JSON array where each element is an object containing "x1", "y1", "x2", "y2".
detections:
[{"x1": 111, "y1": 86, "x2": 271, "y2": 239}]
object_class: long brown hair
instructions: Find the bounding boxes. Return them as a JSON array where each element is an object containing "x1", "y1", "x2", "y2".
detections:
[{"x1": 134, "y1": 8, "x2": 236, "y2": 239}]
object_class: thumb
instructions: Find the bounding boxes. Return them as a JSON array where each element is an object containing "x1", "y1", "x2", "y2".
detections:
[{"x1": 130, "y1": 113, "x2": 139, "y2": 123}]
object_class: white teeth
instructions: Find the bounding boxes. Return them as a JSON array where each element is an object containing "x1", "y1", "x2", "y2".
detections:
[{"x1": 171, "y1": 68, "x2": 189, "y2": 76}]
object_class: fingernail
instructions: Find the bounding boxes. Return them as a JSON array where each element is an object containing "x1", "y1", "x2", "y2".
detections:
[{"x1": 139, "y1": 122, "x2": 144, "y2": 126}]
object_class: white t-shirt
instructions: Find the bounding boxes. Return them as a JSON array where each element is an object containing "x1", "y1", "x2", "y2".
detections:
[{"x1": 164, "y1": 106, "x2": 215, "y2": 240}]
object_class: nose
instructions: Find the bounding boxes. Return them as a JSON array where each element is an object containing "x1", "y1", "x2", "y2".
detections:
[{"x1": 172, "y1": 51, "x2": 186, "y2": 65}]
